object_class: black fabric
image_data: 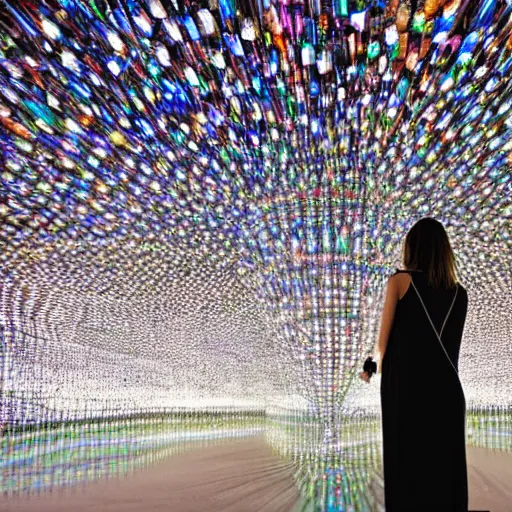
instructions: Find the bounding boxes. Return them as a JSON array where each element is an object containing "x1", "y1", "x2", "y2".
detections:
[{"x1": 380, "y1": 269, "x2": 469, "y2": 512}]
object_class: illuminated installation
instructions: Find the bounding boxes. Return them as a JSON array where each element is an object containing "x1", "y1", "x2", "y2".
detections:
[{"x1": 0, "y1": 0, "x2": 511, "y2": 510}]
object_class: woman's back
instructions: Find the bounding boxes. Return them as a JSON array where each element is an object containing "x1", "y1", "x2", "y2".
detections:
[{"x1": 388, "y1": 269, "x2": 468, "y2": 374}]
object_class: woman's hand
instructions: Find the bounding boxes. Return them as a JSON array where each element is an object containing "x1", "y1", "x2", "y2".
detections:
[{"x1": 359, "y1": 370, "x2": 372, "y2": 383}]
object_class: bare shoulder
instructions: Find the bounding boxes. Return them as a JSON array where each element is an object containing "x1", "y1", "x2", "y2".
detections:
[
  {"x1": 386, "y1": 273, "x2": 401, "y2": 295},
  {"x1": 388, "y1": 272, "x2": 412, "y2": 300},
  {"x1": 388, "y1": 272, "x2": 410, "y2": 285},
  {"x1": 387, "y1": 273, "x2": 399, "y2": 285}
]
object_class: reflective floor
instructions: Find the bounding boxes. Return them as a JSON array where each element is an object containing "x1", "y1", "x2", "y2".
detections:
[
  {"x1": 1, "y1": 436, "x2": 300, "y2": 512},
  {"x1": 1, "y1": 406, "x2": 512, "y2": 512},
  {"x1": 2, "y1": 435, "x2": 512, "y2": 512}
]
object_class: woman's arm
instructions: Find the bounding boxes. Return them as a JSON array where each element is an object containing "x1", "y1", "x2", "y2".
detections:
[{"x1": 372, "y1": 275, "x2": 400, "y2": 373}]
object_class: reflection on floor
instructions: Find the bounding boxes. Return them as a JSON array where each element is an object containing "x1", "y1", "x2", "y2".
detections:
[
  {"x1": 1, "y1": 436, "x2": 301, "y2": 512},
  {"x1": 467, "y1": 446, "x2": 512, "y2": 512},
  {"x1": 1, "y1": 438, "x2": 511, "y2": 512}
]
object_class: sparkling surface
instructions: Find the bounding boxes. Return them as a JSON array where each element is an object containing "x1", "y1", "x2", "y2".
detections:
[{"x1": 0, "y1": 0, "x2": 511, "y2": 509}]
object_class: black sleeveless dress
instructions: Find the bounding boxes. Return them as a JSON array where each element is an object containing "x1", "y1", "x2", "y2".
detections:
[{"x1": 380, "y1": 269, "x2": 469, "y2": 512}]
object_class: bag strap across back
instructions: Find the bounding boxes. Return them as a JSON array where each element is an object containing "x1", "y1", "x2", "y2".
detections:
[{"x1": 409, "y1": 276, "x2": 460, "y2": 377}]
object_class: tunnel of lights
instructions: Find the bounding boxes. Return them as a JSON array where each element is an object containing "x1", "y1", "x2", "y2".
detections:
[{"x1": 0, "y1": 0, "x2": 511, "y2": 509}]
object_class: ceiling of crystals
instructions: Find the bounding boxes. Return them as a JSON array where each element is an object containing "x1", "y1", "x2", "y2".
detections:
[{"x1": 0, "y1": 0, "x2": 511, "y2": 412}]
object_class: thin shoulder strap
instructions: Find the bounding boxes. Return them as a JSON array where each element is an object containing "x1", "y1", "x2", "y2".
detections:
[{"x1": 410, "y1": 280, "x2": 460, "y2": 377}]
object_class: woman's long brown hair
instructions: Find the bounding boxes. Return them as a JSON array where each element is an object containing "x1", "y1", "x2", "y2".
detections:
[{"x1": 402, "y1": 217, "x2": 458, "y2": 290}]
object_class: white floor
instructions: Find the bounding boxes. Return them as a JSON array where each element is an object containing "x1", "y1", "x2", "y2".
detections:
[
  {"x1": 1, "y1": 436, "x2": 300, "y2": 512},
  {"x1": 467, "y1": 446, "x2": 512, "y2": 512},
  {"x1": 1, "y1": 439, "x2": 510, "y2": 511}
]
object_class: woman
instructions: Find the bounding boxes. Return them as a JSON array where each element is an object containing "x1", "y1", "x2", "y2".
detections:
[{"x1": 361, "y1": 217, "x2": 469, "y2": 512}]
